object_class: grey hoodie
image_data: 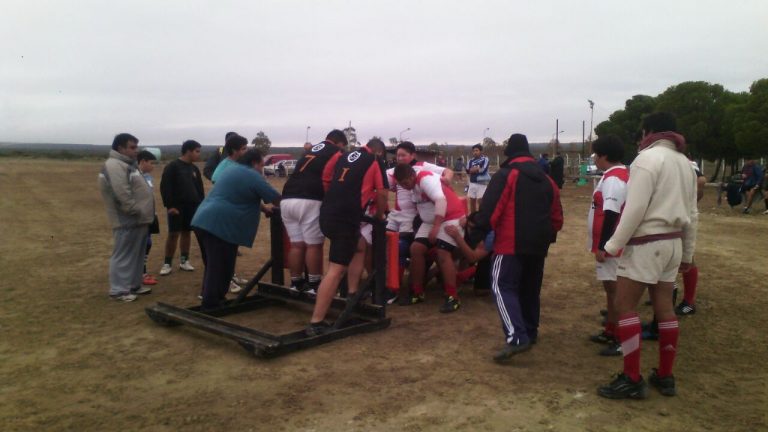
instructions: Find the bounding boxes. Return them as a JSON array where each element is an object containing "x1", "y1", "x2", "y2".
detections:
[{"x1": 98, "y1": 150, "x2": 155, "y2": 229}]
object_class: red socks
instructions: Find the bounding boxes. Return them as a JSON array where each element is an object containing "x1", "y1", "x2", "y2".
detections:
[
  {"x1": 617, "y1": 313, "x2": 642, "y2": 382},
  {"x1": 683, "y1": 266, "x2": 698, "y2": 305},
  {"x1": 456, "y1": 266, "x2": 477, "y2": 284},
  {"x1": 443, "y1": 283, "x2": 458, "y2": 297},
  {"x1": 412, "y1": 283, "x2": 424, "y2": 295},
  {"x1": 604, "y1": 321, "x2": 616, "y2": 339},
  {"x1": 657, "y1": 318, "x2": 679, "y2": 377}
]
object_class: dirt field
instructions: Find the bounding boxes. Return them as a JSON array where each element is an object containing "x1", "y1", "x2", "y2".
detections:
[{"x1": 1, "y1": 158, "x2": 767, "y2": 432}]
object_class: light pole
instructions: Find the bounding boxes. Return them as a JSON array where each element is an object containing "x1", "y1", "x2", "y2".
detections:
[
  {"x1": 588, "y1": 99, "x2": 595, "y2": 143},
  {"x1": 399, "y1": 128, "x2": 410, "y2": 142},
  {"x1": 483, "y1": 127, "x2": 490, "y2": 139},
  {"x1": 305, "y1": 126, "x2": 311, "y2": 143}
]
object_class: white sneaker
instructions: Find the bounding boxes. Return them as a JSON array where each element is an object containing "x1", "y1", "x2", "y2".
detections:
[
  {"x1": 229, "y1": 281, "x2": 242, "y2": 294},
  {"x1": 131, "y1": 286, "x2": 152, "y2": 295},
  {"x1": 160, "y1": 263, "x2": 172, "y2": 276},
  {"x1": 763, "y1": 209, "x2": 768, "y2": 215},
  {"x1": 232, "y1": 274, "x2": 249, "y2": 285},
  {"x1": 110, "y1": 293, "x2": 138, "y2": 302},
  {"x1": 179, "y1": 261, "x2": 195, "y2": 271}
]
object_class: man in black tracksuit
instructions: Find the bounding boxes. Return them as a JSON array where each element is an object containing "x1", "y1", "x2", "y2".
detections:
[{"x1": 470, "y1": 133, "x2": 563, "y2": 364}]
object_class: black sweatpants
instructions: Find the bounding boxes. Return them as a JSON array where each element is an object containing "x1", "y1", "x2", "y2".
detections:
[
  {"x1": 194, "y1": 228, "x2": 238, "y2": 310},
  {"x1": 490, "y1": 254, "x2": 546, "y2": 346}
]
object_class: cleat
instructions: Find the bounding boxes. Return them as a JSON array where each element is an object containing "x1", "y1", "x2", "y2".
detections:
[
  {"x1": 493, "y1": 342, "x2": 531, "y2": 364},
  {"x1": 599, "y1": 341, "x2": 622, "y2": 356},
  {"x1": 159, "y1": 263, "x2": 172, "y2": 276},
  {"x1": 229, "y1": 281, "x2": 242, "y2": 294},
  {"x1": 598, "y1": 373, "x2": 648, "y2": 399},
  {"x1": 179, "y1": 261, "x2": 195, "y2": 271},
  {"x1": 590, "y1": 331, "x2": 614, "y2": 344},
  {"x1": 384, "y1": 289, "x2": 398, "y2": 305},
  {"x1": 398, "y1": 293, "x2": 425, "y2": 306},
  {"x1": 305, "y1": 321, "x2": 333, "y2": 337},
  {"x1": 131, "y1": 286, "x2": 152, "y2": 295},
  {"x1": 110, "y1": 293, "x2": 137, "y2": 303},
  {"x1": 675, "y1": 301, "x2": 696, "y2": 316},
  {"x1": 232, "y1": 274, "x2": 249, "y2": 285},
  {"x1": 439, "y1": 296, "x2": 461, "y2": 313},
  {"x1": 649, "y1": 368, "x2": 677, "y2": 396}
]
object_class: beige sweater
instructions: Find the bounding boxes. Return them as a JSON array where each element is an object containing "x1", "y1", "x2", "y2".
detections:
[{"x1": 604, "y1": 139, "x2": 698, "y2": 262}]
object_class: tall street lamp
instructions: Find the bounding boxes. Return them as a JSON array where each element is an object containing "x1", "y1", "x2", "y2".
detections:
[
  {"x1": 483, "y1": 127, "x2": 490, "y2": 139},
  {"x1": 305, "y1": 126, "x2": 311, "y2": 143},
  {"x1": 588, "y1": 100, "x2": 595, "y2": 143},
  {"x1": 399, "y1": 128, "x2": 411, "y2": 142}
]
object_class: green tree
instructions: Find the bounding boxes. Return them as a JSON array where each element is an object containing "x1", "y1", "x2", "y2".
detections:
[
  {"x1": 251, "y1": 131, "x2": 271, "y2": 155},
  {"x1": 594, "y1": 94, "x2": 656, "y2": 162},
  {"x1": 733, "y1": 79, "x2": 768, "y2": 158}
]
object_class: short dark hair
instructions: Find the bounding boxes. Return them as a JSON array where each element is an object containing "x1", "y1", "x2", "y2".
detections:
[
  {"x1": 237, "y1": 148, "x2": 264, "y2": 167},
  {"x1": 225, "y1": 131, "x2": 238, "y2": 141},
  {"x1": 137, "y1": 150, "x2": 156, "y2": 163},
  {"x1": 223, "y1": 134, "x2": 248, "y2": 156},
  {"x1": 181, "y1": 140, "x2": 202, "y2": 155},
  {"x1": 397, "y1": 141, "x2": 416, "y2": 154},
  {"x1": 366, "y1": 137, "x2": 386, "y2": 154},
  {"x1": 472, "y1": 144, "x2": 483, "y2": 152},
  {"x1": 642, "y1": 112, "x2": 677, "y2": 134},
  {"x1": 326, "y1": 129, "x2": 348, "y2": 147},
  {"x1": 112, "y1": 133, "x2": 138, "y2": 150},
  {"x1": 393, "y1": 163, "x2": 416, "y2": 183},
  {"x1": 592, "y1": 135, "x2": 625, "y2": 162}
]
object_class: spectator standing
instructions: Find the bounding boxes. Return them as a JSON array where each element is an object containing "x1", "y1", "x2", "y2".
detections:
[
  {"x1": 211, "y1": 134, "x2": 248, "y2": 184},
  {"x1": 98, "y1": 133, "x2": 155, "y2": 302},
  {"x1": 159, "y1": 140, "x2": 205, "y2": 275},
  {"x1": 538, "y1": 153, "x2": 551, "y2": 175},
  {"x1": 466, "y1": 144, "x2": 490, "y2": 213},
  {"x1": 598, "y1": 112, "x2": 698, "y2": 399},
  {"x1": 470, "y1": 134, "x2": 563, "y2": 363},
  {"x1": 741, "y1": 159, "x2": 765, "y2": 214},
  {"x1": 203, "y1": 131, "x2": 237, "y2": 181},
  {"x1": 550, "y1": 152, "x2": 565, "y2": 189},
  {"x1": 191, "y1": 150, "x2": 280, "y2": 310},
  {"x1": 137, "y1": 150, "x2": 160, "y2": 286},
  {"x1": 453, "y1": 156, "x2": 465, "y2": 182}
]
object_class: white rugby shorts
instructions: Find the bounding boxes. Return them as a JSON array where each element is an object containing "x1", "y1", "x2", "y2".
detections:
[
  {"x1": 467, "y1": 182, "x2": 487, "y2": 199},
  {"x1": 617, "y1": 239, "x2": 682, "y2": 284},
  {"x1": 280, "y1": 198, "x2": 324, "y2": 245}
]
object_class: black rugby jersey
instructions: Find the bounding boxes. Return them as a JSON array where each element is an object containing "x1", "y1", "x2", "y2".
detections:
[
  {"x1": 320, "y1": 147, "x2": 381, "y2": 225},
  {"x1": 282, "y1": 141, "x2": 343, "y2": 200}
]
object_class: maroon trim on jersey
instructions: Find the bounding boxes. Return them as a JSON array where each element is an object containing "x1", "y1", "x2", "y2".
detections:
[{"x1": 627, "y1": 231, "x2": 683, "y2": 246}]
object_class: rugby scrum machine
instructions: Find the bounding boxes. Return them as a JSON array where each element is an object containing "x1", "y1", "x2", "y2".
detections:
[{"x1": 145, "y1": 210, "x2": 393, "y2": 358}]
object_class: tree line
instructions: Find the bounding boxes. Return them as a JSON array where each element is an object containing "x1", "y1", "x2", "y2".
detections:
[{"x1": 595, "y1": 78, "x2": 768, "y2": 180}]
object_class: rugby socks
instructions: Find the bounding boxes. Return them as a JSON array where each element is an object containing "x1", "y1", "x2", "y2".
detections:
[
  {"x1": 307, "y1": 274, "x2": 322, "y2": 292},
  {"x1": 657, "y1": 318, "x2": 679, "y2": 377},
  {"x1": 683, "y1": 266, "x2": 698, "y2": 305},
  {"x1": 604, "y1": 321, "x2": 616, "y2": 339},
  {"x1": 443, "y1": 283, "x2": 458, "y2": 297},
  {"x1": 617, "y1": 313, "x2": 642, "y2": 382},
  {"x1": 291, "y1": 276, "x2": 306, "y2": 292},
  {"x1": 456, "y1": 266, "x2": 477, "y2": 284},
  {"x1": 164, "y1": 257, "x2": 173, "y2": 266},
  {"x1": 180, "y1": 253, "x2": 189, "y2": 263},
  {"x1": 412, "y1": 282, "x2": 424, "y2": 295}
]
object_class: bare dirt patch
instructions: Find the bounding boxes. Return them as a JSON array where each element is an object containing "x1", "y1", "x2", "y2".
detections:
[{"x1": 1, "y1": 158, "x2": 766, "y2": 431}]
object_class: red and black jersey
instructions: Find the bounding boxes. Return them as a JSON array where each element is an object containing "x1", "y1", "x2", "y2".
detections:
[
  {"x1": 470, "y1": 156, "x2": 563, "y2": 256},
  {"x1": 282, "y1": 141, "x2": 343, "y2": 200},
  {"x1": 320, "y1": 146, "x2": 385, "y2": 225}
]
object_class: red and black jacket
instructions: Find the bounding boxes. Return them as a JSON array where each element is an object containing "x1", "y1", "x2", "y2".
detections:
[{"x1": 470, "y1": 155, "x2": 563, "y2": 256}]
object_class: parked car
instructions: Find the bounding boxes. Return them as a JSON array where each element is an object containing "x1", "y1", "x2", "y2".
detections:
[{"x1": 265, "y1": 159, "x2": 297, "y2": 177}]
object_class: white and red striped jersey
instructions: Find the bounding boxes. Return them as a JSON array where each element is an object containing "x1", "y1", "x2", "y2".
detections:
[
  {"x1": 587, "y1": 165, "x2": 629, "y2": 254},
  {"x1": 386, "y1": 161, "x2": 445, "y2": 217},
  {"x1": 412, "y1": 170, "x2": 465, "y2": 223}
]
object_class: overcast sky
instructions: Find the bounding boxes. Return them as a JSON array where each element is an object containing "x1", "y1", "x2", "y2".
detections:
[{"x1": 1, "y1": 0, "x2": 767, "y2": 147}]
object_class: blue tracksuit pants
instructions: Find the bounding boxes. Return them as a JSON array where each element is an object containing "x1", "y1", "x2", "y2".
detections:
[{"x1": 490, "y1": 254, "x2": 546, "y2": 346}]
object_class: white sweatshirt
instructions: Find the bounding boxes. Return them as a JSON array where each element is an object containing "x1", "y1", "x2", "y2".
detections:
[{"x1": 604, "y1": 139, "x2": 698, "y2": 262}]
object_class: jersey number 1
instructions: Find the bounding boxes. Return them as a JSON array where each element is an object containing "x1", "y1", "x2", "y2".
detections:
[{"x1": 338, "y1": 167, "x2": 350, "y2": 182}]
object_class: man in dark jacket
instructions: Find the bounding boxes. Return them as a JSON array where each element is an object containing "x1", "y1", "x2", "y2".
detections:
[
  {"x1": 159, "y1": 140, "x2": 205, "y2": 275},
  {"x1": 471, "y1": 133, "x2": 563, "y2": 363},
  {"x1": 550, "y1": 152, "x2": 565, "y2": 189}
]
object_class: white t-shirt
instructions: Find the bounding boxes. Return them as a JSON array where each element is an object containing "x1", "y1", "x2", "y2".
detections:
[{"x1": 587, "y1": 165, "x2": 628, "y2": 253}]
